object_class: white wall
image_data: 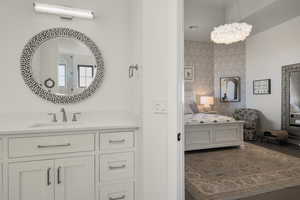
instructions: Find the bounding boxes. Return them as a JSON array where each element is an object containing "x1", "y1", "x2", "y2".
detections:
[
  {"x1": 141, "y1": 0, "x2": 182, "y2": 199},
  {"x1": 129, "y1": 0, "x2": 142, "y2": 116},
  {"x1": 141, "y1": 0, "x2": 168, "y2": 197},
  {"x1": 246, "y1": 16, "x2": 300, "y2": 130},
  {"x1": 0, "y1": 0, "x2": 137, "y2": 114},
  {"x1": 226, "y1": 0, "x2": 277, "y2": 22}
]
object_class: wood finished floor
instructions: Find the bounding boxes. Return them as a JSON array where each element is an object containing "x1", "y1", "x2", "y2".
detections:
[
  {"x1": 185, "y1": 141, "x2": 300, "y2": 200},
  {"x1": 239, "y1": 186, "x2": 300, "y2": 200}
]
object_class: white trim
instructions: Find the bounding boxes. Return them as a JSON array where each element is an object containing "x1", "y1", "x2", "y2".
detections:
[
  {"x1": 167, "y1": 0, "x2": 185, "y2": 199},
  {"x1": 177, "y1": 0, "x2": 185, "y2": 199}
]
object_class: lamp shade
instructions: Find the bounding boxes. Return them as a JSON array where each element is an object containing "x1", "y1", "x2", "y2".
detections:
[{"x1": 200, "y1": 96, "x2": 214, "y2": 105}]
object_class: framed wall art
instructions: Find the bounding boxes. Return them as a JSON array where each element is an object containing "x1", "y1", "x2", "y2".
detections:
[
  {"x1": 253, "y1": 79, "x2": 271, "y2": 95},
  {"x1": 184, "y1": 65, "x2": 194, "y2": 81}
]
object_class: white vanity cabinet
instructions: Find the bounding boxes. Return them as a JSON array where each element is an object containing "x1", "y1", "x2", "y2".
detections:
[
  {"x1": 0, "y1": 127, "x2": 138, "y2": 200},
  {"x1": 0, "y1": 162, "x2": 3, "y2": 200},
  {"x1": 0, "y1": 138, "x2": 3, "y2": 200},
  {"x1": 8, "y1": 132, "x2": 96, "y2": 200},
  {"x1": 99, "y1": 131, "x2": 137, "y2": 200},
  {"x1": 0, "y1": 166, "x2": 4, "y2": 199},
  {"x1": 54, "y1": 156, "x2": 95, "y2": 200},
  {"x1": 100, "y1": 182, "x2": 134, "y2": 200},
  {"x1": 9, "y1": 156, "x2": 95, "y2": 200},
  {"x1": 0, "y1": 138, "x2": 3, "y2": 159},
  {"x1": 9, "y1": 160, "x2": 55, "y2": 200},
  {"x1": 8, "y1": 133, "x2": 95, "y2": 158}
]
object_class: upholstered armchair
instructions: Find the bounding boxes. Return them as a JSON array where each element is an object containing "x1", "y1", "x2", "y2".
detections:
[{"x1": 233, "y1": 108, "x2": 259, "y2": 141}]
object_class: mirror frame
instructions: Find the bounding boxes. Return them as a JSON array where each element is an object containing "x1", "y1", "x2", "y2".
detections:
[
  {"x1": 20, "y1": 27, "x2": 105, "y2": 104},
  {"x1": 282, "y1": 63, "x2": 300, "y2": 133},
  {"x1": 219, "y1": 76, "x2": 241, "y2": 103}
]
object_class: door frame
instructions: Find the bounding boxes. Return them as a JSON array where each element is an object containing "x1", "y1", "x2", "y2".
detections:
[
  {"x1": 177, "y1": 0, "x2": 185, "y2": 199},
  {"x1": 167, "y1": 0, "x2": 185, "y2": 199}
]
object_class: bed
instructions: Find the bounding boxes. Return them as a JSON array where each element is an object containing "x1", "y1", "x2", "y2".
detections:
[{"x1": 184, "y1": 113, "x2": 244, "y2": 151}]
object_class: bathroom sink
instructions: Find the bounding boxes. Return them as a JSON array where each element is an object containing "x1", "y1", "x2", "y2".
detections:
[{"x1": 29, "y1": 122, "x2": 84, "y2": 129}]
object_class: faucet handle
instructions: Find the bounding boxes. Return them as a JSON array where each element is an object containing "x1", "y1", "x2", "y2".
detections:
[
  {"x1": 48, "y1": 113, "x2": 57, "y2": 123},
  {"x1": 72, "y1": 112, "x2": 82, "y2": 122}
]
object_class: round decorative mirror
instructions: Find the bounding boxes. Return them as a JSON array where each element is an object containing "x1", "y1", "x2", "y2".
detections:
[{"x1": 20, "y1": 28, "x2": 104, "y2": 104}]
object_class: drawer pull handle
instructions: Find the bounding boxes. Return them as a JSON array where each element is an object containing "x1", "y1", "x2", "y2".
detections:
[
  {"x1": 57, "y1": 166, "x2": 62, "y2": 184},
  {"x1": 109, "y1": 139, "x2": 126, "y2": 144},
  {"x1": 37, "y1": 143, "x2": 71, "y2": 148},
  {"x1": 47, "y1": 168, "x2": 51, "y2": 186},
  {"x1": 109, "y1": 195, "x2": 126, "y2": 200},
  {"x1": 109, "y1": 164, "x2": 126, "y2": 170}
]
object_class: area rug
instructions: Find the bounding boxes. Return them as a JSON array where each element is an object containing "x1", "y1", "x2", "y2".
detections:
[{"x1": 185, "y1": 143, "x2": 300, "y2": 200}]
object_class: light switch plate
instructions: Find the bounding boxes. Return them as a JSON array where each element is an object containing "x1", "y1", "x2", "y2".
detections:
[{"x1": 153, "y1": 100, "x2": 168, "y2": 114}]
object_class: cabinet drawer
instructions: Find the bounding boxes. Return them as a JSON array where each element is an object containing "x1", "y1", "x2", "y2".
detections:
[
  {"x1": 100, "y1": 152, "x2": 134, "y2": 182},
  {"x1": 100, "y1": 132, "x2": 134, "y2": 151},
  {"x1": 0, "y1": 164, "x2": 2, "y2": 199},
  {"x1": 100, "y1": 182, "x2": 134, "y2": 200},
  {"x1": 9, "y1": 134, "x2": 95, "y2": 158},
  {"x1": 0, "y1": 139, "x2": 3, "y2": 159}
]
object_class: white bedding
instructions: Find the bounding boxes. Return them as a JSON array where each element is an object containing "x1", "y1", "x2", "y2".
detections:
[{"x1": 185, "y1": 113, "x2": 235, "y2": 124}]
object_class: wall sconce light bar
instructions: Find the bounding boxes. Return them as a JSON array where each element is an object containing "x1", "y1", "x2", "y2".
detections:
[{"x1": 33, "y1": 2, "x2": 94, "y2": 20}]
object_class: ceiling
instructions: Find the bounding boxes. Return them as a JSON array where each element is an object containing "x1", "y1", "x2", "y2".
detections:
[
  {"x1": 185, "y1": 0, "x2": 300, "y2": 42},
  {"x1": 193, "y1": 0, "x2": 234, "y2": 7},
  {"x1": 184, "y1": 0, "x2": 233, "y2": 42}
]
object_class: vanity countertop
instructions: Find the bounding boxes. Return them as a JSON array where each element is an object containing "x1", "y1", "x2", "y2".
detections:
[
  {"x1": 0, "y1": 111, "x2": 140, "y2": 135},
  {"x1": 0, "y1": 123, "x2": 139, "y2": 135}
]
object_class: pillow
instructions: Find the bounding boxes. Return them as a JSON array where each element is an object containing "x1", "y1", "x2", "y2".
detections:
[
  {"x1": 184, "y1": 91, "x2": 195, "y2": 114},
  {"x1": 184, "y1": 103, "x2": 193, "y2": 114},
  {"x1": 189, "y1": 102, "x2": 199, "y2": 114}
]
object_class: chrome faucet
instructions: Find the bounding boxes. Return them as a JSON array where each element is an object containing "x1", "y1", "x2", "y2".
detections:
[{"x1": 60, "y1": 108, "x2": 68, "y2": 122}]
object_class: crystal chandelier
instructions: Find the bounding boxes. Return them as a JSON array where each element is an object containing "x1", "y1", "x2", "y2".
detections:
[{"x1": 211, "y1": 22, "x2": 253, "y2": 45}]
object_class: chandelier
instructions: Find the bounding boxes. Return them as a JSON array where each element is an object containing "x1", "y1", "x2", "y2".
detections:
[{"x1": 211, "y1": 23, "x2": 253, "y2": 45}]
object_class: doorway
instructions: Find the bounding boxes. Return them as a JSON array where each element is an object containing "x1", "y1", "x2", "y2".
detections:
[{"x1": 182, "y1": 0, "x2": 300, "y2": 200}]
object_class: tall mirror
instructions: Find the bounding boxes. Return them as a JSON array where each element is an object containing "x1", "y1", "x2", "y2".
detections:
[
  {"x1": 220, "y1": 77, "x2": 241, "y2": 102},
  {"x1": 290, "y1": 72, "x2": 300, "y2": 116},
  {"x1": 282, "y1": 64, "x2": 300, "y2": 138}
]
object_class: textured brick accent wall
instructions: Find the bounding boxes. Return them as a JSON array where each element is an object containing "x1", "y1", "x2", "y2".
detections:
[
  {"x1": 184, "y1": 40, "x2": 246, "y2": 116},
  {"x1": 214, "y1": 42, "x2": 246, "y2": 116},
  {"x1": 184, "y1": 41, "x2": 214, "y2": 106}
]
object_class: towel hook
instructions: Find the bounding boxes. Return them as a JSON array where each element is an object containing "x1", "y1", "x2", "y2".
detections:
[{"x1": 129, "y1": 64, "x2": 139, "y2": 78}]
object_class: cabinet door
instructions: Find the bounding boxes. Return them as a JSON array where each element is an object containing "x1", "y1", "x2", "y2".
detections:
[
  {"x1": 0, "y1": 138, "x2": 3, "y2": 159},
  {"x1": 0, "y1": 164, "x2": 3, "y2": 200},
  {"x1": 55, "y1": 156, "x2": 95, "y2": 200},
  {"x1": 100, "y1": 182, "x2": 134, "y2": 200},
  {"x1": 9, "y1": 160, "x2": 54, "y2": 200}
]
